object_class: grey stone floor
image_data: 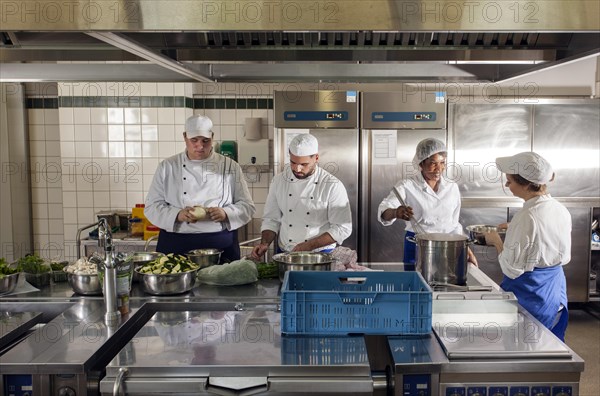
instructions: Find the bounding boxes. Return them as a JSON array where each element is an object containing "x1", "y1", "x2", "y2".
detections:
[{"x1": 565, "y1": 303, "x2": 600, "y2": 396}]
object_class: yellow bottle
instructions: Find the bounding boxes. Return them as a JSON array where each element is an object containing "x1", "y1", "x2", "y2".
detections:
[{"x1": 129, "y1": 204, "x2": 147, "y2": 237}]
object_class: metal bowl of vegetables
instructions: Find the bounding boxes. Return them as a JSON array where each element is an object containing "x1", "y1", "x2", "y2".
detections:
[
  {"x1": 129, "y1": 252, "x2": 165, "y2": 283},
  {"x1": 0, "y1": 272, "x2": 22, "y2": 295},
  {"x1": 64, "y1": 258, "x2": 102, "y2": 295},
  {"x1": 0, "y1": 258, "x2": 21, "y2": 295},
  {"x1": 135, "y1": 253, "x2": 200, "y2": 295},
  {"x1": 66, "y1": 271, "x2": 102, "y2": 296}
]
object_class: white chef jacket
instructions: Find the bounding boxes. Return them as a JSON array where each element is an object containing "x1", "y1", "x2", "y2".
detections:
[
  {"x1": 261, "y1": 165, "x2": 352, "y2": 252},
  {"x1": 499, "y1": 194, "x2": 571, "y2": 279},
  {"x1": 377, "y1": 173, "x2": 463, "y2": 235},
  {"x1": 145, "y1": 151, "x2": 255, "y2": 233}
]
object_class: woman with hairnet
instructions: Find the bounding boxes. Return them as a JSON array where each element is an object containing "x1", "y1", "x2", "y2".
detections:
[
  {"x1": 484, "y1": 152, "x2": 571, "y2": 341},
  {"x1": 378, "y1": 138, "x2": 477, "y2": 269}
]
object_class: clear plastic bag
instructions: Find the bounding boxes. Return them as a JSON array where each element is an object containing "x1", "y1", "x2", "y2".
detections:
[{"x1": 197, "y1": 259, "x2": 258, "y2": 286}]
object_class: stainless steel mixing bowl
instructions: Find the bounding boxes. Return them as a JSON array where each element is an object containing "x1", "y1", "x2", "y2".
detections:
[
  {"x1": 66, "y1": 271, "x2": 102, "y2": 295},
  {"x1": 130, "y1": 252, "x2": 165, "y2": 283},
  {"x1": 186, "y1": 249, "x2": 222, "y2": 268},
  {"x1": 272, "y1": 252, "x2": 334, "y2": 282},
  {"x1": 0, "y1": 272, "x2": 21, "y2": 295},
  {"x1": 466, "y1": 224, "x2": 507, "y2": 245},
  {"x1": 137, "y1": 269, "x2": 198, "y2": 295}
]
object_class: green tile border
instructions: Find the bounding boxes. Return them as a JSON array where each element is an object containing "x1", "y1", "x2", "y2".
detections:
[{"x1": 26, "y1": 96, "x2": 272, "y2": 110}]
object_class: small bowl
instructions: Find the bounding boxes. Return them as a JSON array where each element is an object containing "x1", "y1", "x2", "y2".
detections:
[
  {"x1": 137, "y1": 270, "x2": 198, "y2": 295},
  {"x1": 272, "y1": 252, "x2": 334, "y2": 282},
  {"x1": 186, "y1": 249, "x2": 222, "y2": 269},
  {"x1": 0, "y1": 272, "x2": 21, "y2": 295},
  {"x1": 66, "y1": 271, "x2": 103, "y2": 295},
  {"x1": 466, "y1": 225, "x2": 507, "y2": 245}
]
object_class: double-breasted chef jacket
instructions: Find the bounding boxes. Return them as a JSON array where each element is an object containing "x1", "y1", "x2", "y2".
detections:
[{"x1": 261, "y1": 165, "x2": 352, "y2": 252}]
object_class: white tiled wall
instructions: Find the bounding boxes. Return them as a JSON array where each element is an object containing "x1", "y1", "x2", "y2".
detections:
[
  {"x1": 29, "y1": 82, "x2": 273, "y2": 261},
  {"x1": 28, "y1": 108, "x2": 65, "y2": 261}
]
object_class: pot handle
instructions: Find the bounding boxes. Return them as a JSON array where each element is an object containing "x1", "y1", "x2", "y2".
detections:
[{"x1": 406, "y1": 235, "x2": 417, "y2": 244}]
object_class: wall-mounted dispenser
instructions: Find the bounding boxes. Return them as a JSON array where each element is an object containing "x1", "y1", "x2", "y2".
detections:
[
  {"x1": 218, "y1": 140, "x2": 238, "y2": 161},
  {"x1": 244, "y1": 117, "x2": 263, "y2": 140},
  {"x1": 238, "y1": 117, "x2": 269, "y2": 172}
]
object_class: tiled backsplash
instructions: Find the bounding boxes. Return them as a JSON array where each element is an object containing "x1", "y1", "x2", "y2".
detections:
[{"x1": 28, "y1": 82, "x2": 273, "y2": 261}]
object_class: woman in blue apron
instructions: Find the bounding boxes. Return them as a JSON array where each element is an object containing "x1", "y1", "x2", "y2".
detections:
[
  {"x1": 485, "y1": 152, "x2": 571, "y2": 341},
  {"x1": 378, "y1": 138, "x2": 477, "y2": 270}
]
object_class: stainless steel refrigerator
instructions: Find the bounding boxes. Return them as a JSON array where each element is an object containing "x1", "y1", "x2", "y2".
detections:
[{"x1": 274, "y1": 90, "x2": 447, "y2": 262}]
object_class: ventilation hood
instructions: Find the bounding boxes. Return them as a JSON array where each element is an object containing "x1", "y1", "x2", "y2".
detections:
[{"x1": 1, "y1": 0, "x2": 599, "y2": 83}]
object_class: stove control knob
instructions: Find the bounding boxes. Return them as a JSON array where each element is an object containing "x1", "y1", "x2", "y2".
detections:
[{"x1": 58, "y1": 386, "x2": 76, "y2": 396}]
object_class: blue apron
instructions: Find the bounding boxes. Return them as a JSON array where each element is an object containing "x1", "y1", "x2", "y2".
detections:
[
  {"x1": 156, "y1": 229, "x2": 240, "y2": 263},
  {"x1": 500, "y1": 265, "x2": 568, "y2": 341},
  {"x1": 403, "y1": 231, "x2": 417, "y2": 271}
]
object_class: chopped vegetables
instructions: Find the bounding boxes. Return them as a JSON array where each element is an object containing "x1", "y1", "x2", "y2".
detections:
[
  {"x1": 256, "y1": 262, "x2": 279, "y2": 279},
  {"x1": 137, "y1": 253, "x2": 199, "y2": 275},
  {"x1": 65, "y1": 257, "x2": 98, "y2": 275}
]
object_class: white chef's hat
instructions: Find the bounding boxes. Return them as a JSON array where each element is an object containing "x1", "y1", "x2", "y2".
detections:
[
  {"x1": 495, "y1": 152, "x2": 554, "y2": 184},
  {"x1": 289, "y1": 134, "x2": 318, "y2": 156},
  {"x1": 412, "y1": 138, "x2": 447, "y2": 166},
  {"x1": 185, "y1": 115, "x2": 213, "y2": 139}
]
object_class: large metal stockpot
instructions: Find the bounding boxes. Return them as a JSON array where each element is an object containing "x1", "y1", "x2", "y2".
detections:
[{"x1": 409, "y1": 233, "x2": 471, "y2": 286}]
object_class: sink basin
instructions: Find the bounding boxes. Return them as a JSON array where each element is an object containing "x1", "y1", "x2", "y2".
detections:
[{"x1": 0, "y1": 302, "x2": 75, "y2": 323}]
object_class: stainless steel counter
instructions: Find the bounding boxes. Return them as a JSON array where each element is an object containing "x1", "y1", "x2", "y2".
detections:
[
  {"x1": 101, "y1": 309, "x2": 373, "y2": 395},
  {"x1": 0, "y1": 265, "x2": 586, "y2": 396}
]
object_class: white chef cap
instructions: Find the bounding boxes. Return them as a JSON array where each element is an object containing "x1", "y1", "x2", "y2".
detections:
[
  {"x1": 185, "y1": 115, "x2": 213, "y2": 139},
  {"x1": 412, "y1": 138, "x2": 447, "y2": 166},
  {"x1": 289, "y1": 134, "x2": 318, "y2": 156},
  {"x1": 495, "y1": 152, "x2": 554, "y2": 184}
]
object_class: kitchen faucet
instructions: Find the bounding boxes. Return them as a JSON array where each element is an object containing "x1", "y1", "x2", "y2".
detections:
[{"x1": 97, "y1": 218, "x2": 121, "y2": 325}]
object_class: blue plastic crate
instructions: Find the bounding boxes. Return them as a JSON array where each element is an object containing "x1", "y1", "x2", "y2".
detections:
[{"x1": 281, "y1": 271, "x2": 432, "y2": 335}]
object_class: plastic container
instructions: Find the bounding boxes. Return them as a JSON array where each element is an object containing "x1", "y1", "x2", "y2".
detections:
[
  {"x1": 281, "y1": 336, "x2": 368, "y2": 365},
  {"x1": 218, "y1": 140, "x2": 238, "y2": 161},
  {"x1": 129, "y1": 217, "x2": 144, "y2": 237},
  {"x1": 281, "y1": 271, "x2": 432, "y2": 335},
  {"x1": 25, "y1": 272, "x2": 51, "y2": 288},
  {"x1": 144, "y1": 225, "x2": 160, "y2": 241},
  {"x1": 130, "y1": 204, "x2": 147, "y2": 237}
]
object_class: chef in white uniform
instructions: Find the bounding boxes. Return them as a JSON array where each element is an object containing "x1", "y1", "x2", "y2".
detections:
[
  {"x1": 485, "y1": 152, "x2": 571, "y2": 341},
  {"x1": 378, "y1": 138, "x2": 477, "y2": 269},
  {"x1": 250, "y1": 134, "x2": 352, "y2": 259},
  {"x1": 145, "y1": 115, "x2": 255, "y2": 262}
]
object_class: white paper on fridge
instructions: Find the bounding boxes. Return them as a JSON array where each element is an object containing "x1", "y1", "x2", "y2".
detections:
[{"x1": 372, "y1": 130, "x2": 397, "y2": 165}]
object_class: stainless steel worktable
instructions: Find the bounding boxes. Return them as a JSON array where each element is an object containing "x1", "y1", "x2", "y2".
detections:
[{"x1": 0, "y1": 265, "x2": 585, "y2": 396}]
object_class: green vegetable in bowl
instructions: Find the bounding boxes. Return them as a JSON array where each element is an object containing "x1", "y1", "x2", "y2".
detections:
[
  {"x1": 17, "y1": 254, "x2": 50, "y2": 274},
  {"x1": 256, "y1": 262, "x2": 278, "y2": 279},
  {"x1": 0, "y1": 258, "x2": 19, "y2": 280},
  {"x1": 137, "y1": 253, "x2": 199, "y2": 274},
  {"x1": 50, "y1": 261, "x2": 68, "y2": 271}
]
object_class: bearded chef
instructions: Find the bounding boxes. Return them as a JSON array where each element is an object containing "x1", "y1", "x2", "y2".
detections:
[
  {"x1": 250, "y1": 134, "x2": 352, "y2": 259},
  {"x1": 145, "y1": 115, "x2": 255, "y2": 262}
]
